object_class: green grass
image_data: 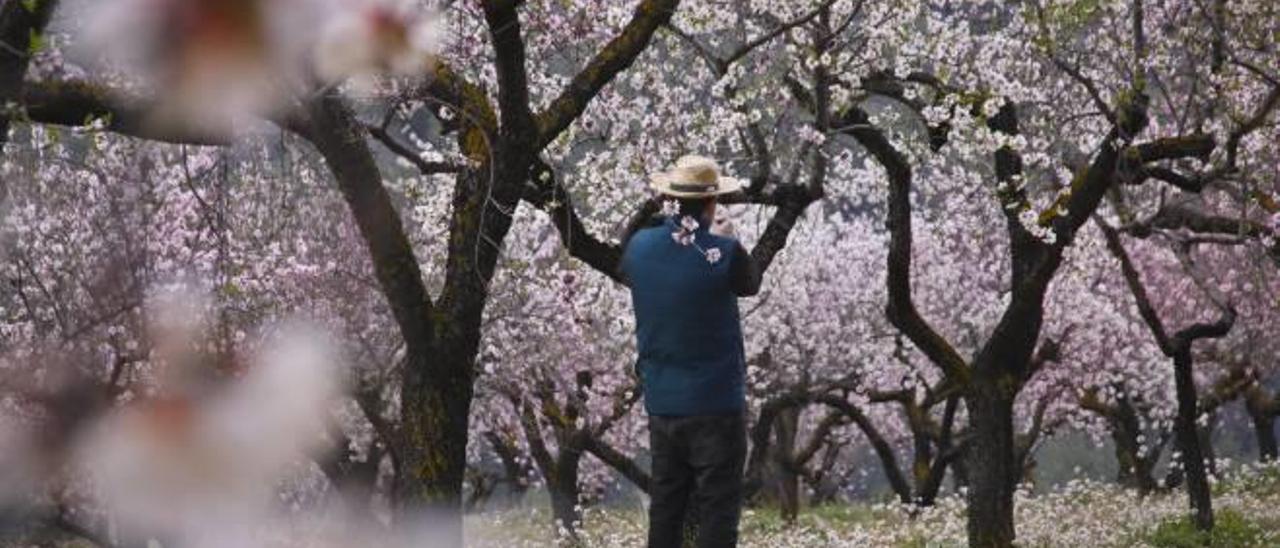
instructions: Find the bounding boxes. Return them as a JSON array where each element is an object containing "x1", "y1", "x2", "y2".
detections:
[
  {"x1": 1141, "y1": 509, "x2": 1268, "y2": 548},
  {"x1": 463, "y1": 464, "x2": 1280, "y2": 547},
  {"x1": 1212, "y1": 464, "x2": 1280, "y2": 498}
]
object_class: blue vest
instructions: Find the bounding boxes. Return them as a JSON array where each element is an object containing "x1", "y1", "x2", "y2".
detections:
[{"x1": 621, "y1": 217, "x2": 746, "y2": 416}]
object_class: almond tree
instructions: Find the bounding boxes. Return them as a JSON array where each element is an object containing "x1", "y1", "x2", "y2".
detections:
[
  {"x1": 669, "y1": 1, "x2": 1280, "y2": 544},
  {"x1": 1095, "y1": 224, "x2": 1239, "y2": 529},
  {"x1": 0, "y1": 114, "x2": 400, "y2": 538},
  {"x1": 7, "y1": 2, "x2": 690, "y2": 541},
  {"x1": 464, "y1": 2, "x2": 848, "y2": 533}
]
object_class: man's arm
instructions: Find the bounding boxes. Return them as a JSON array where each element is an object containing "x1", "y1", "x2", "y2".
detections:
[
  {"x1": 616, "y1": 213, "x2": 665, "y2": 287},
  {"x1": 730, "y1": 242, "x2": 761, "y2": 297}
]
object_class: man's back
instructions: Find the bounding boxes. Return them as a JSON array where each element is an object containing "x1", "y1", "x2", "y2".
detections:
[
  {"x1": 632, "y1": 155, "x2": 758, "y2": 548},
  {"x1": 621, "y1": 217, "x2": 759, "y2": 416}
]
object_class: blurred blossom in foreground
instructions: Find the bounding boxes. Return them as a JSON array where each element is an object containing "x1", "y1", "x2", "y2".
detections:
[
  {"x1": 147, "y1": 283, "x2": 215, "y2": 389},
  {"x1": 0, "y1": 284, "x2": 459, "y2": 545},
  {"x1": 77, "y1": 0, "x2": 442, "y2": 134},
  {"x1": 0, "y1": 419, "x2": 41, "y2": 526},
  {"x1": 77, "y1": 322, "x2": 345, "y2": 548},
  {"x1": 0, "y1": 352, "x2": 113, "y2": 533},
  {"x1": 80, "y1": 0, "x2": 307, "y2": 134},
  {"x1": 314, "y1": 1, "x2": 442, "y2": 87}
]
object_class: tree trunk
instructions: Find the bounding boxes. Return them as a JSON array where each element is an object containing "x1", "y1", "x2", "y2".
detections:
[
  {"x1": 1252, "y1": 413, "x2": 1278, "y2": 462},
  {"x1": 549, "y1": 449, "x2": 583, "y2": 542},
  {"x1": 909, "y1": 412, "x2": 934, "y2": 503},
  {"x1": 1199, "y1": 413, "x2": 1219, "y2": 477},
  {"x1": 393, "y1": 343, "x2": 478, "y2": 546},
  {"x1": 773, "y1": 408, "x2": 800, "y2": 522},
  {"x1": 1113, "y1": 438, "x2": 1159, "y2": 493},
  {"x1": 318, "y1": 442, "x2": 384, "y2": 528},
  {"x1": 1020, "y1": 457, "x2": 1038, "y2": 488},
  {"x1": 1111, "y1": 397, "x2": 1158, "y2": 493},
  {"x1": 1245, "y1": 389, "x2": 1278, "y2": 462},
  {"x1": 950, "y1": 457, "x2": 970, "y2": 492},
  {"x1": 485, "y1": 430, "x2": 533, "y2": 508},
  {"x1": 965, "y1": 382, "x2": 1017, "y2": 548},
  {"x1": 803, "y1": 442, "x2": 843, "y2": 505},
  {"x1": 1172, "y1": 349, "x2": 1214, "y2": 531},
  {"x1": 392, "y1": 151, "x2": 524, "y2": 541},
  {"x1": 914, "y1": 395, "x2": 961, "y2": 507},
  {"x1": 915, "y1": 465, "x2": 946, "y2": 507},
  {"x1": 1, "y1": 0, "x2": 60, "y2": 151},
  {"x1": 300, "y1": 94, "x2": 482, "y2": 544}
]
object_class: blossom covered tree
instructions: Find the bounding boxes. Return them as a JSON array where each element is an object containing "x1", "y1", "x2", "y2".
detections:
[
  {"x1": 3, "y1": 0, "x2": 1280, "y2": 546},
  {"x1": 7, "y1": 1, "x2": 693, "y2": 542},
  {"x1": 777, "y1": 1, "x2": 1279, "y2": 543}
]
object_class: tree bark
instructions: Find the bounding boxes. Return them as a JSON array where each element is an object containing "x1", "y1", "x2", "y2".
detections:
[
  {"x1": 914, "y1": 395, "x2": 962, "y2": 507},
  {"x1": 484, "y1": 430, "x2": 533, "y2": 507},
  {"x1": 583, "y1": 436, "x2": 651, "y2": 493},
  {"x1": 296, "y1": 92, "x2": 478, "y2": 542},
  {"x1": 0, "y1": 0, "x2": 60, "y2": 211},
  {"x1": 772, "y1": 407, "x2": 800, "y2": 522},
  {"x1": 1097, "y1": 219, "x2": 1235, "y2": 531},
  {"x1": 950, "y1": 457, "x2": 970, "y2": 492},
  {"x1": 1252, "y1": 413, "x2": 1278, "y2": 462},
  {"x1": 1245, "y1": 388, "x2": 1278, "y2": 461},
  {"x1": 1199, "y1": 413, "x2": 1219, "y2": 477},
  {"x1": 1172, "y1": 348, "x2": 1214, "y2": 531},
  {"x1": 965, "y1": 380, "x2": 1017, "y2": 548},
  {"x1": 4, "y1": 2, "x2": 682, "y2": 542},
  {"x1": 1111, "y1": 395, "x2": 1160, "y2": 493},
  {"x1": 548, "y1": 449, "x2": 584, "y2": 541},
  {"x1": 393, "y1": 344, "x2": 478, "y2": 541},
  {"x1": 0, "y1": 0, "x2": 60, "y2": 150}
]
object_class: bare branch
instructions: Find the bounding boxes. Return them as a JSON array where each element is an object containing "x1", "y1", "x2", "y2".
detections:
[
  {"x1": 19, "y1": 79, "x2": 230, "y2": 146},
  {"x1": 363, "y1": 121, "x2": 464, "y2": 175},
  {"x1": 1, "y1": 0, "x2": 60, "y2": 150},
  {"x1": 534, "y1": 0, "x2": 681, "y2": 149},
  {"x1": 1096, "y1": 218, "x2": 1173, "y2": 353},
  {"x1": 297, "y1": 91, "x2": 437, "y2": 355},
  {"x1": 583, "y1": 436, "x2": 651, "y2": 493}
]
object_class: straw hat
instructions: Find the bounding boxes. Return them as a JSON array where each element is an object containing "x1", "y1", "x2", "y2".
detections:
[{"x1": 649, "y1": 155, "x2": 746, "y2": 198}]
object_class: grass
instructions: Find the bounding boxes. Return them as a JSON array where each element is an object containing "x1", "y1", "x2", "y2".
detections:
[
  {"x1": 1212, "y1": 462, "x2": 1280, "y2": 498},
  {"x1": 464, "y1": 464, "x2": 1280, "y2": 547},
  {"x1": 1141, "y1": 509, "x2": 1268, "y2": 548}
]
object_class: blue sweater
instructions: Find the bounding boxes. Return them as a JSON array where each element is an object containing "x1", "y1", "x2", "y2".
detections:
[{"x1": 621, "y1": 217, "x2": 760, "y2": 416}]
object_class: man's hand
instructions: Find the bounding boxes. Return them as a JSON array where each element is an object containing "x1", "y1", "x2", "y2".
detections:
[{"x1": 710, "y1": 210, "x2": 736, "y2": 239}]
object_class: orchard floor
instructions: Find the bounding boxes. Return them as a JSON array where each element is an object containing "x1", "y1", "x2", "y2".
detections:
[{"x1": 466, "y1": 464, "x2": 1280, "y2": 547}]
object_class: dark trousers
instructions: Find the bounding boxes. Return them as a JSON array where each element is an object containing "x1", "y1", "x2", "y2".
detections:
[{"x1": 647, "y1": 413, "x2": 746, "y2": 548}]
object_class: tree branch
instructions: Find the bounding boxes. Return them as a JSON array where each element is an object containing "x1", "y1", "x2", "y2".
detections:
[
  {"x1": 363, "y1": 121, "x2": 464, "y2": 175},
  {"x1": 842, "y1": 101, "x2": 969, "y2": 381},
  {"x1": 583, "y1": 436, "x2": 651, "y2": 493},
  {"x1": 297, "y1": 91, "x2": 436, "y2": 355},
  {"x1": 524, "y1": 158, "x2": 626, "y2": 283},
  {"x1": 1, "y1": 0, "x2": 60, "y2": 150},
  {"x1": 512, "y1": 395, "x2": 556, "y2": 480},
  {"x1": 666, "y1": 0, "x2": 836, "y2": 74},
  {"x1": 1123, "y1": 203, "x2": 1266, "y2": 239},
  {"x1": 534, "y1": 0, "x2": 681, "y2": 149},
  {"x1": 19, "y1": 79, "x2": 229, "y2": 145},
  {"x1": 813, "y1": 392, "x2": 914, "y2": 504},
  {"x1": 1097, "y1": 218, "x2": 1173, "y2": 353},
  {"x1": 1133, "y1": 134, "x2": 1214, "y2": 164},
  {"x1": 482, "y1": 0, "x2": 536, "y2": 135}
]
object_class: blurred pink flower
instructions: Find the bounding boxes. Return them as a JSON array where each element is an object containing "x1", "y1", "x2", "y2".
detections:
[
  {"x1": 314, "y1": 1, "x2": 442, "y2": 85},
  {"x1": 79, "y1": 0, "x2": 440, "y2": 133}
]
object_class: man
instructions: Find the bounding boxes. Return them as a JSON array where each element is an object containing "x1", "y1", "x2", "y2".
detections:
[{"x1": 621, "y1": 154, "x2": 761, "y2": 548}]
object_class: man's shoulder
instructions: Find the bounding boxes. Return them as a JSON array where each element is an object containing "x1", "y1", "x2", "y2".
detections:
[
  {"x1": 626, "y1": 217, "x2": 670, "y2": 246},
  {"x1": 703, "y1": 232, "x2": 739, "y2": 249},
  {"x1": 621, "y1": 218, "x2": 669, "y2": 274}
]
